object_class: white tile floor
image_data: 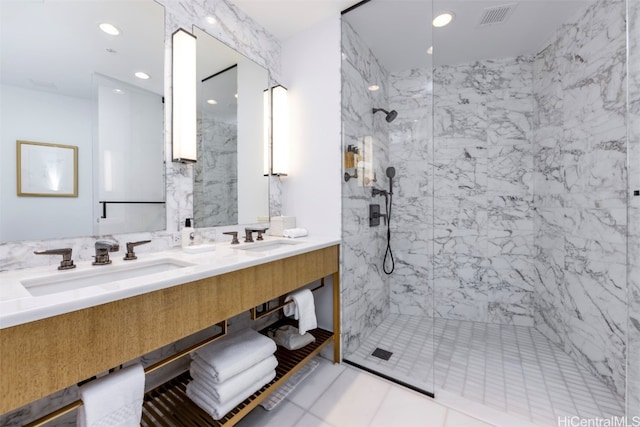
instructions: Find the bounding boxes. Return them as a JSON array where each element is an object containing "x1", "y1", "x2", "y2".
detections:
[
  {"x1": 236, "y1": 357, "x2": 494, "y2": 427},
  {"x1": 345, "y1": 314, "x2": 625, "y2": 427}
]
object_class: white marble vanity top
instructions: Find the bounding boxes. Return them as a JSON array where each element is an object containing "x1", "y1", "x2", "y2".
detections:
[{"x1": 0, "y1": 236, "x2": 339, "y2": 329}]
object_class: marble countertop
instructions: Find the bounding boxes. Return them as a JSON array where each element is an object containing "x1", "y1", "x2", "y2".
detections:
[{"x1": 0, "y1": 236, "x2": 340, "y2": 329}]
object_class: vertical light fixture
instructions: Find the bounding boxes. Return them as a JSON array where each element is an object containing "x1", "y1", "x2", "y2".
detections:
[
  {"x1": 172, "y1": 28, "x2": 197, "y2": 163},
  {"x1": 270, "y1": 84, "x2": 289, "y2": 176},
  {"x1": 263, "y1": 88, "x2": 270, "y2": 175}
]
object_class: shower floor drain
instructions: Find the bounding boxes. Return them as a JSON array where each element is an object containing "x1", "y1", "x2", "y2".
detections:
[{"x1": 371, "y1": 348, "x2": 393, "y2": 361}]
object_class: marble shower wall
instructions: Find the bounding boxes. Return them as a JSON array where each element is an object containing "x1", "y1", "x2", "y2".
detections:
[
  {"x1": 387, "y1": 68, "x2": 434, "y2": 316},
  {"x1": 194, "y1": 118, "x2": 238, "y2": 227},
  {"x1": 341, "y1": 21, "x2": 391, "y2": 355},
  {"x1": 429, "y1": 57, "x2": 537, "y2": 326},
  {"x1": 532, "y1": 0, "x2": 627, "y2": 397},
  {"x1": 628, "y1": 0, "x2": 640, "y2": 416}
]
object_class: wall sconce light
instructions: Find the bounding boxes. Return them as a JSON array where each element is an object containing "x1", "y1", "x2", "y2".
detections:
[
  {"x1": 172, "y1": 28, "x2": 197, "y2": 163},
  {"x1": 263, "y1": 85, "x2": 289, "y2": 176}
]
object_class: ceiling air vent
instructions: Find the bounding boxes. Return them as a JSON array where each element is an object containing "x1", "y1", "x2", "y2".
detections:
[{"x1": 479, "y1": 4, "x2": 516, "y2": 26}]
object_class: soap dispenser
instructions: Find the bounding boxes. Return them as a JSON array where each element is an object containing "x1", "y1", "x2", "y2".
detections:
[{"x1": 181, "y1": 218, "x2": 195, "y2": 248}]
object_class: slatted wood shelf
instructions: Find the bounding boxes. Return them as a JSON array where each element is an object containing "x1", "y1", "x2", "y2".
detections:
[{"x1": 141, "y1": 326, "x2": 333, "y2": 427}]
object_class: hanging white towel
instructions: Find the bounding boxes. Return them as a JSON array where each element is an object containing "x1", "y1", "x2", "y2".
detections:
[
  {"x1": 283, "y1": 228, "x2": 308, "y2": 238},
  {"x1": 283, "y1": 288, "x2": 317, "y2": 334},
  {"x1": 190, "y1": 355, "x2": 278, "y2": 403},
  {"x1": 77, "y1": 364, "x2": 145, "y2": 427},
  {"x1": 192, "y1": 328, "x2": 276, "y2": 383},
  {"x1": 186, "y1": 370, "x2": 276, "y2": 420}
]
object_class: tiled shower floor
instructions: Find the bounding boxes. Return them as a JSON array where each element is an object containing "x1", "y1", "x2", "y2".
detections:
[{"x1": 345, "y1": 314, "x2": 624, "y2": 426}]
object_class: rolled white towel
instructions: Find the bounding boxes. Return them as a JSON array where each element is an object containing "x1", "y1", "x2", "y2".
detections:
[
  {"x1": 190, "y1": 355, "x2": 278, "y2": 403},
  {"x1": 186, "y1": 370, "x2": 276, "y2": 420},
  {"x1": 77, "y1": 364, "x2": 145, "y2": 427},
  {"x1": 283, "y1": 228, "x2": 308, "y2": 238},
  {"x1": 283, "y1": 289, "x2": 317, "y2": 334},
  {"x1": 192, "y1": 328, "x2": 276, "y2": 383}
]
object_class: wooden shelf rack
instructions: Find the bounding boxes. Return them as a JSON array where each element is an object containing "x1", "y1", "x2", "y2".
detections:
[{"x1": 141, "y1": 326, "x2": 333, "y2": 427}]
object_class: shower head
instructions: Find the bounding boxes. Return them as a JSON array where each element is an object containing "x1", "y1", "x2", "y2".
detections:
[{"x1": 372, "y1": 108, "x2": 398, "y2": 123}]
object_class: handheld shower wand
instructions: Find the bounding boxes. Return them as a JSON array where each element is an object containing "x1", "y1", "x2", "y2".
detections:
[
  {"x1": 371, "y1": 166, "x2": 396, "y2": 274},
  {"x1": 386, "y1": 166, "x2": 395, "y2": 195}
]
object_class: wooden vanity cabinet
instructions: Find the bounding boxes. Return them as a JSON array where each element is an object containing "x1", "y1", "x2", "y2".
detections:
[{"x1": 0, "y1": 244, "x2": 340, "y2": 415}]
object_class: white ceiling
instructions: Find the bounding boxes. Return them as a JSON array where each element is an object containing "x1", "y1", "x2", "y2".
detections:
[
  {"x1": 0, "y1": 0, "x2": 164, "y2": 99},
  {"x1": 227, "y1": 0, "x2": 361, "y2": 40},
  {"x1": 229, "y1": 0, "x2": 593, "y2": 70}
]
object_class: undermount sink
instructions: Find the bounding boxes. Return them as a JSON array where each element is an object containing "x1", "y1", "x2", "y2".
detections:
[
  {"x1": 21, "y1": 258, "x2": 195, "y2": 297},
  {"x1": 236, "y1": 239, "x2": 303, "y2": 253}
]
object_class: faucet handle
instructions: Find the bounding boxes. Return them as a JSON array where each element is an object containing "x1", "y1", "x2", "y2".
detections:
[
  {"x1": 34, "y1": 248, "x2": 76, "y2": 270},
  {"x1": 223, "y1": 231, "x2": 239, "y2": 245},
  {"x1": 254, "y1": 228, "x2": 269, "y2": 241},
  {"x1": 124, "y1": 240, "x2": 151, "y2": 260}
]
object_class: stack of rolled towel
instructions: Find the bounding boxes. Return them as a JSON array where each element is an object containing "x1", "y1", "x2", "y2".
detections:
[{"x1": 186, "y1": 328, "x2": 278, "y2": 420}]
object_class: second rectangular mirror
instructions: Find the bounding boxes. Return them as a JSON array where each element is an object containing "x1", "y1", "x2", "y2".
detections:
[{"x1": 193, "y1": 26, "x2": 269, "y2": 228}]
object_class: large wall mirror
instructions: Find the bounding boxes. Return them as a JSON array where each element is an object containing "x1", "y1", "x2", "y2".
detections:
[
  {"x1": 0, "y1": 0, "x2": 165, "y2": 243},
  {"x1": 193, "y1": 27, "x2": 269, "y2": 228}
]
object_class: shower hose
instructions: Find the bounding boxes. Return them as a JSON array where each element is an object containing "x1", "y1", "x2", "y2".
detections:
[{"x1": 383, "y1": 191, "x2": 395, "y2": 275}]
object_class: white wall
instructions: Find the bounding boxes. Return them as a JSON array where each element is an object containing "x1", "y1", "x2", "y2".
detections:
[
  {"x1": 280, "y1": 16, "x2": 341, "y2": 239},
  {"x1": 96, "y1": 76, "x2": 165, "y2": 235},
  {"x1": 0, "y1": 84, "x2": 93, "y2": 242},
  {"x1": 237, "y1": 57, "x2": 269, "y2": 224}
]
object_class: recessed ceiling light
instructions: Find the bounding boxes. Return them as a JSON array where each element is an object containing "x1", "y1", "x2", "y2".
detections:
[
  {"x1": 427, "y1": 46, "x2": 433, "y2": 55},
  {"x1": 113, "y1": 88, "x2": 124, "y2": 94},
  {"x1": 99, "y1": 23, "x2": 120, "y2": 36},
  {"x1": 368, "y1": 84, "x2": 380, "y2": 91},
  {"x1": 205, "y1": 16, "x2": 217, "y2": 25},
  {"x1": 207, "y1": 99, "x2": 217, "y2": 105},
  {"x1": 433, "y1": 12, "x2": 454, "y2": 28},
  {"x1": 134, "y1": 72, "x2": 150, "y2": 80},
  {"x1": 234, "y1": 93, "x2": 238, "y2": 98}
]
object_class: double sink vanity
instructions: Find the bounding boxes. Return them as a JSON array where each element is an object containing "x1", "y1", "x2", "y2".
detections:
[
  {"x1": 0, "y1": 236, "x2": 341, "y2": 419},
  {"x1": 0, "y1": 0, "x2": 330, "y2": 422}
]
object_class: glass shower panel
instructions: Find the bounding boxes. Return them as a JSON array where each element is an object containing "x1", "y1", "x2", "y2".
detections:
[
  {"x1": 340, "y1": 0, "x2": 435, "y2": 397},
  {"x1": 627, "y1": 0, "x2": 640, "y2": 418},
  {"x1": 431, "y1": 0, "x2": 628, "y2": 423}
]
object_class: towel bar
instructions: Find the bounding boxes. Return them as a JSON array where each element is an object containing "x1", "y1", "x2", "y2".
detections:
[
  {"x1": 250, "y1": 278, "x2": 325, "y2": 321},
  {"x1": 24, "y1": 320, "x2": 227, "y2": 427}
]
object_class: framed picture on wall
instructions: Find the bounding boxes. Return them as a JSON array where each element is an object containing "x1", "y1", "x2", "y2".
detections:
[{"x1": 17, "y1": 140, "x2": 78, "y2": 197}]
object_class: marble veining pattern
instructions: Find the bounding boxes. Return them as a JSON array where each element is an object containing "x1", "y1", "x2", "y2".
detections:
[
  {"x1": 340, "y1": 21, "x2": 391, "y2": 355},
  {"x1": 532, "y1": 0, "x2": 627, "y2": 397},
  {"x1": 387, "y1": 67, "x2": 433, "y2": 318},
  {"x1": 194, "y1": 118, "x2": 238, "y2": 227},
  {"x1": 626, "y1": 0, "x2": 640, "y2": 417},
  {"x1": 427, "y1": 57, "x2": 536, "y2": 326}
]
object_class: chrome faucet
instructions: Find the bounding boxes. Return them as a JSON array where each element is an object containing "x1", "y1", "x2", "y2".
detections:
[
  {"x1": 93, "y1": 240, "x2": 120, "y2": 265},
  {"x1": 34, "y1": 248, "x2": 76, "y2": 270}
]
